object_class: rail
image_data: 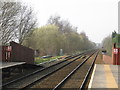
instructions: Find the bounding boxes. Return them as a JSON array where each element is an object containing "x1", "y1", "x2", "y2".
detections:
[
  {"x1": 80, "y1": 51, "x2": 99, "y2": 89},
  {"x1": 2, "y1": 50, "x2": 92, "y2": 89},
  {"x1": 53, "y1": 51, "x2": 96, "y2": 89}
]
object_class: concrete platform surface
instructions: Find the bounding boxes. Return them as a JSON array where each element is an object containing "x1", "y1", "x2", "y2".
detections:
[
  {"x1": 0, "y1": 62, "x2": 26, "y2": 69},
  {"x1": 88, "y1": 64, "x2": 120, "y2": 89}
]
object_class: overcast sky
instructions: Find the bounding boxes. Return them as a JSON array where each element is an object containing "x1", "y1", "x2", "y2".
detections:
[{"x1": 20, "y1": 0, "x2": 119, "y2": 43}]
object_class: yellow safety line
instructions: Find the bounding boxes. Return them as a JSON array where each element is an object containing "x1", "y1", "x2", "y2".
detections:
[
  {"x1": 88, "y1": 64, "x2": 96, "y2": 88},
  {"x1": 104, "y1": 65, "x2": 118, "y2": 88}
]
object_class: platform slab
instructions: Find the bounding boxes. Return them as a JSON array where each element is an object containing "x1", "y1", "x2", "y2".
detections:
[
  {"x1": 0, "y1": 62, "x2": 26, "y2": 69},
  {"x1": 88, "y1": 64, "x2": 120, "y2": 89}
]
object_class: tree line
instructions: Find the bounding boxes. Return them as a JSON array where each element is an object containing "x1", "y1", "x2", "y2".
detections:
[
  {"x1": 1, "y1": 2, "x2": 96, "y2": 56},
  {"x1": 102, "y1": 35, "x2": 112, "y2": 56},
  {"x1": 23, "y1": 16, "x2": 96, "y2": 56}
]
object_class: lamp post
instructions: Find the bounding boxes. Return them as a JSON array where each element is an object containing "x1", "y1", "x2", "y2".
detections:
[{"x1": 118, "y1": 1, "x2": 120, "y2": 34}]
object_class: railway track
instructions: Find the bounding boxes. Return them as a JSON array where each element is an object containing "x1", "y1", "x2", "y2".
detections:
[
  {"x1": 22, "y1": 50, "x2": 98, "y2": 89},
  {"x1": 2, "y1": 50, "x2": 94, "y2": 89},
  {"x1": 54, "y1": 51, "x2": 99, "y2": 89}
]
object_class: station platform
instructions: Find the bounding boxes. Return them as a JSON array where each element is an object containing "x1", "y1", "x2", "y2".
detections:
[
  {"x1": 0, "y1": 62, "x2": 26, "y2": 69},
  {"x1": 88, "y1": 64, "x2": 120, "y2": 88}
]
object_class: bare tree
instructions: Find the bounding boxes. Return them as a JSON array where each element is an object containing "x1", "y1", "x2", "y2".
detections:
[
  {"x1": 15, "y1": 5, "x2": 36, "y2": 44},
  {"x1": 0, "y1": 2, "x2": 36, "y2": 45},
  {"x1": 0, "y1": 2, "x2": 20, "y2": 45},
  {"x1": 47, "y1": 15, "x2": 77, "y2": 34}
]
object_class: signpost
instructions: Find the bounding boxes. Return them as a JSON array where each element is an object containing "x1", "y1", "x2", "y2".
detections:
[{"x1": 60, "y1": 49, "x2": 63, "y2": 56}]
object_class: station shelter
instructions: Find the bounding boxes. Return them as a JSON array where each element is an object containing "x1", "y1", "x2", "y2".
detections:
[{"x1": 112, "y1": 32, "x2": 120, "y2": 65}]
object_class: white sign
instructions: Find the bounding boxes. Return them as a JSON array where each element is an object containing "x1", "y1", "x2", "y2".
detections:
[{"x1": 114, "y1": 48, "x2": 118, "y2": 54}]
